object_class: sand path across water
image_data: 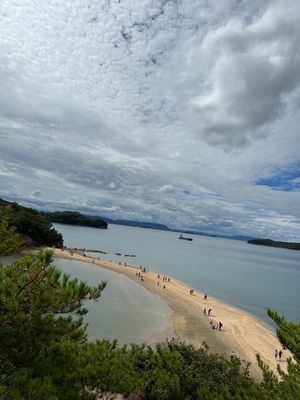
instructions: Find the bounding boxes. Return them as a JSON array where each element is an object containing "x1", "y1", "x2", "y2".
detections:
[{"x1": 50, "y1": 248, "x2": 292, "y2": 379}]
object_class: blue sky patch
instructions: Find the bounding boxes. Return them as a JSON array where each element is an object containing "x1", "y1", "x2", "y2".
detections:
[{"x1": 256, "y1": 164, "x2": 300, "y2": 192}]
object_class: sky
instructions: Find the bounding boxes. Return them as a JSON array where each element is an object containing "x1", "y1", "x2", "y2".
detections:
[{"x1": 1, "y1": 0, "x2": 300, "y2": 240}]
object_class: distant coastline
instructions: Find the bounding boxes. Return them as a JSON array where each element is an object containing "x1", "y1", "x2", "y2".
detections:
[
  {"x1": 92, "y1": 217, "x2": 254, "y2": 241},
  {"x1": 248, "y1": 238, "x2": 300, "y2": 251}
]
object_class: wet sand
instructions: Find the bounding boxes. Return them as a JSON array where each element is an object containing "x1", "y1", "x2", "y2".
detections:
[{"x1": 51, "y1": 248, "x2": 292, "y2": 378}]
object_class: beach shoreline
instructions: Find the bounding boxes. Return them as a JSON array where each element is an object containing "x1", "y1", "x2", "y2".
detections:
[{"x1": 49, "y1": 247, "x2": 291, "y2": 379}]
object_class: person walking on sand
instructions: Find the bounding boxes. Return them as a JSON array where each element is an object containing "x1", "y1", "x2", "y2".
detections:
[
  {"x1": 279, "y1": 350, "x2": 283, "y2": 361},
  {"x1": 204, "y1": 293, "x2": 208, "y2": 300},
  {"x1": 203, "y1": 308, "x2": 207, "y2": 315},
  {"x1": 219, "y1": 321, "x2": 223, "y2": 330},
  {"x1": 275, "y1": 349, "x2": 278, "y2": 360},
  {"x1": 208, "y1": 309, "x2": 212, "y2": 315}
]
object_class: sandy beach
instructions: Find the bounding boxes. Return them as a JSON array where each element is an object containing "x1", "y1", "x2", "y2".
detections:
[{"x1": 50, "y1": 248, "x2": 292, "y2": 379}]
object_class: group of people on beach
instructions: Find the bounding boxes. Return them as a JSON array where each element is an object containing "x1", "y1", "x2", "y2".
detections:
[
  {"x1": 275, "y1": 349, "x2": 284, "y2": 361},
  {"x1": 156, "y1": 274, "x2": 170, "y2": 289},
  {"x1": 187, "y1": 289, "x2": 224, "y2": 332},
  {"x1": 203, "y1": 297, "x2": 223, "y2": 331},
  {"x1": 135, "y1": 271, "x2": 145, "y2": 282},
  {"x1": 209, "y1": 320, "x2": 223, "y2": 330},
  {"x1": 157, "y1": 274, "x2": 170, "y2": 282}
]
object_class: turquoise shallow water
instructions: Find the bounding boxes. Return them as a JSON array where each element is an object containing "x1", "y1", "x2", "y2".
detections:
[
  {"x1": 54, "y1": 223, "x2": 300, "y2": 324},
  {"x1": 55, "y1": 258, "x2": 174, "y2": 344}
]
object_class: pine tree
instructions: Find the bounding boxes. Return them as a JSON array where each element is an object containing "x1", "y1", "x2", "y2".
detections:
[{"x1": 0, "y1": 250, "x2": 106, "y2": 399}]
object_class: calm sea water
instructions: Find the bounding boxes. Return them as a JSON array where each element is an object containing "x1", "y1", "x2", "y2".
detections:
[
  {"x1": 54, "y1": 223, "x2": 300, "y2": 325},
  {"x1": 55, "y1": 258, "x2": 174, "y2": 344},
  {"x1": 0, "y1": 252, "x2": 174, "y2": 344}
]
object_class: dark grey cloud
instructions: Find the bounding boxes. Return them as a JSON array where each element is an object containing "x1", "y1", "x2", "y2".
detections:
[{"x1": 31, "y1": 189, "x2": 41, "y2": 198}]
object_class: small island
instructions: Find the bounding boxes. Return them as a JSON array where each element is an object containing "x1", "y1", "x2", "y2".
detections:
[{"x1": 248, "y1": 238, "x2": 300, "y2": 251}]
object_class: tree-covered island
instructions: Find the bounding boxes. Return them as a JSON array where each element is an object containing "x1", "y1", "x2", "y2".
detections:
[
  {"x1": 45, "y1": 210, "x2": 108, "y2": 229},
  {"x1": 248, "y1": 238, "x2": 300, "y2": 251}
]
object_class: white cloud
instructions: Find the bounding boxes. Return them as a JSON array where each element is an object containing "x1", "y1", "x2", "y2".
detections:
[
  {"x1": 189, "y1": 0, "x2": 300, "y2": 147},
  {"x1": 0, "y1": 0, "x2": 300, "y2": 241},
  {"x1": 158, "y1": 185, "x2": 175, "y2": 193},
  {"x1": 289, "y1": 177, "x2": 300, "y2": 185},
  {"x1": 108, "y1": 182, "x2": 116, "y2": 190}
]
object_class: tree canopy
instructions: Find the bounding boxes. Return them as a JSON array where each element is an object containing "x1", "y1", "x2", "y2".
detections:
[
  {"x1": 0, "y1": 198, "x2": 63, "y2": 252},
  {"x1": 267, "y1": 309, "x2": 300, "y2": 362},
  {"x1": 0, "y1": 206, "x2": 24, "y2": 255}
]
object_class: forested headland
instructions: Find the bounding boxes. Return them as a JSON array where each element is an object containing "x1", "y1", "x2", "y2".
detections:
[
  {"x1": 45, "y1": 210, "x2": 108, "y2": 229},
  {"x1": 0, "y1": 199, "x2": 63, "y2": 254}
]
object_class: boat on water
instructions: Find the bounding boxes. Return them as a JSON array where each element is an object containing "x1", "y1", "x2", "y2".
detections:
[{"x1": 179, "y1": 234, "x2": 193, "y2": 241}]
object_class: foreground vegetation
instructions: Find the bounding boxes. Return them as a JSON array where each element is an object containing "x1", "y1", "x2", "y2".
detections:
[
  {"x1": 0, "y1": 199, "x2": 63, "y2": 253},
  {"x1": 0, "y1": 248, "x2": 299, "y2": 400}
]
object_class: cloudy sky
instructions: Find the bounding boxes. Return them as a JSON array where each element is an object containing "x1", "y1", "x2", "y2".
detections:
[{"x1": 1, "y1": 0, "x2": 300, "y2": 240}]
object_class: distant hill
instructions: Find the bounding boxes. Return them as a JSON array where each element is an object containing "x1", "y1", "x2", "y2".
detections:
[
  {"x1": 86, "y1": 216, "x2": 254, "y2": 241},
  {"x1": 1, "y1": 200, "x2": 255, "y2": 242},
  {"x1": 230, "y1": 235, "x2": 255, "y2": 241},
  {"x1": 112, "y1": 219, "x2": 170, "y2": 230},
  {"x1": 248, "y1": 238, "x2": 300, "y2": 251},
  {"x1": 0, "y1": 198, "x2": 63, "y2": 248},
  {"x1": 46, "y1": 211, "x2": 108, "y2": 229}
]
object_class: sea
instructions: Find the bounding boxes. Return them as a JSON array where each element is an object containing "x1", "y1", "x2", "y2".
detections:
[
  {"x1": 3, "y1": 223, "x2": 299, "y2": 344},
  {"x1": 54, "y1": 223, "x2": 300, "y2": 326}
]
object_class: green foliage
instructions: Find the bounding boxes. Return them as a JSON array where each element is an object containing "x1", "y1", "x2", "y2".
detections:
[
  {"x1": 267, "y1": 309, "x2": 300, "y2": 362},
  {"x1": 255, "y1": 311, "x2": 300, "y2": 400},
  {"x1": 121, "y1": 341, "x2": 261, "y2": 400},
  {"x1": 0, "y1": 206, "x2": 24, "y2": 255},
  {"x1": 0, "y1": 198, "x2": 63, "y2": 248},
  {"x1": 0, "y1": 251, "x2": 106, "y2": 399},
  {"x1": 45, "y1": 211, "x2": 108, "y2": 229},
  {"x1": 1, "y1": 252, "x2": 299, "y2": 399}
]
